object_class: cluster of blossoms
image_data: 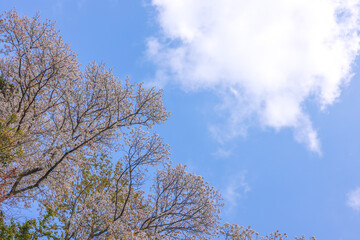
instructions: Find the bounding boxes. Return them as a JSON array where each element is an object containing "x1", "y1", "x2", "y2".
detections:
[{"x1": 219, "y1": 223, "x2": 316, "y2": 240}]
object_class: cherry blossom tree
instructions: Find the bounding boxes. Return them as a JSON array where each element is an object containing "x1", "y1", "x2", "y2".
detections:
[
  {"x1": 0, "y1": 9, "x2": 222, "y2": 239},
  {"x1": 140, "y1": 164, "x2": 222, "y2": 239},
  {"x1": 218, "y1": 223, "x2": 316, "y2": 240},
  {"x1": 0, "y1": 10, "x2": 169, "y2": 204},
  {"x1": 42, "y1": 132, "x2": 222, "y2": 239}
]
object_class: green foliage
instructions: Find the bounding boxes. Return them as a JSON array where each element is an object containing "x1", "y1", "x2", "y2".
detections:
[
  {"x1": 0, "y1": 114, "x2": 23, "y2": 167},
  {"x1": 0, "y1": 75, "x2": 22, "y2": 167},
  {"x1": 0, "y1": 76, "x2": 16, "y2": 97},
  {"x1": 0, "y1": 209, "x2": 60, "y2": 240},
  {"x1": 0, "y1": 76, "x2": 6, "y2": 93}
]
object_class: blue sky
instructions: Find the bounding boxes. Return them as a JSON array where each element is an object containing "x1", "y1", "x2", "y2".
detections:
[{"x1": 3, "y1": 0, "x2": 360, "y2": 239}]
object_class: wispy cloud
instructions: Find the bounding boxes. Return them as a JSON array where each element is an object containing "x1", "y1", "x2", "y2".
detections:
[
  {"x1": 223, "y1": 172, "x2": 250, "y2": 210},
  {"x1": 52, "y1": 0, "x2": 88, "y2": 13},
  {"x1": 52, "y1": 0, "x2": 64, "y2": 14},
  {"x1": 77, "y1": 0, "x2": 87, "y2": 9},
  {"x1": 212, "y1": 147, "x2": 231, "y2": 159},
  {"x1": 347, "y1": 187, "x2": 360, "y2": 211},
  {"x1": 148, "y1": 0, "x2": 360, "y2": 153}
]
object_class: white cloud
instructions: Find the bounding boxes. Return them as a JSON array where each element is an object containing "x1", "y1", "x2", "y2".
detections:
[
  {"x1": 212, "y1": 147, "x2": 231, "y2": 159},
  {"x1": 347, "y1": 187, "x2": 360, "y2": 211},
  {"x1": 148, "y1": 0, "x2": 360, "y2": 153},
  {"x1": 223, "y1": 172, "x2": 250, "y2": 210},
  {"x1": 77, "y1": 0, "x2": 87, "y2": 9}
]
